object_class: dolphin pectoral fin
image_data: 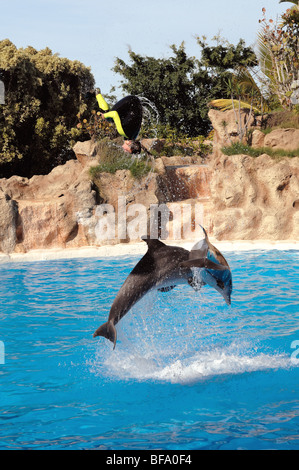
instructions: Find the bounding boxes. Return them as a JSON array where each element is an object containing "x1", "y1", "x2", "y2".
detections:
[
  {"x1": 180, "y1": 258, "x2": 228, "y2": 271},
  {"x1": 93, "y1": 320, "x2": 117, "y2": 349}
]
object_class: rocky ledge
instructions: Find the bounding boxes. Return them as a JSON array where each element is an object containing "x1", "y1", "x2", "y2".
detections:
[{"x1": 0, "y1": 113, "x2": 298, "y2": 255}]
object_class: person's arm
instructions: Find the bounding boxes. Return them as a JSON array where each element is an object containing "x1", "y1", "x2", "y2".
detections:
[{"x1": 96, "y1": 92, "x2": 110, "y2": 113}]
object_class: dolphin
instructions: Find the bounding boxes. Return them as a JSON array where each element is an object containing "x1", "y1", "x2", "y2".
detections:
[
  {"x1": 179, "y1": 226, "x2": 232, "y2": 306},
  {"x1": 93, "y1": 227, "x2": 232, "y2": 349}
]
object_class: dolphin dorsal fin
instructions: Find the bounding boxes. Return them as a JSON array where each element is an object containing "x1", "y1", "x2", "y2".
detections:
[
  {"x1": 201, "y1": 225, "x2": 208, "y2": 241},
  {"x1": 190, "y1": 225, "x2": 209, "y2": 259},
  {"x1": 141, "y1": 237, "x2": 166, "y2": 251},
  {"x1": 197, "y1": 224, "x2": 209, "y2": 242}
]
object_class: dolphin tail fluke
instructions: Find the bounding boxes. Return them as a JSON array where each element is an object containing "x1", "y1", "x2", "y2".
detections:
[{"x1": 93, "y1": 320, "x2": 117, "y2": 349}]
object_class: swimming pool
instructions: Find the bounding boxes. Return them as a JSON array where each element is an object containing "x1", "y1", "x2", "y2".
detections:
[{"x1": 0, "y1": 250, "x2": 298, "y2": 450}]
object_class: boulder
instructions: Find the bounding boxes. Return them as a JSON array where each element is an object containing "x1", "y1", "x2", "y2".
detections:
[
  {"x1": 164, "y1": 199, "x2": 214, "y2": 241},
  {"x1": 208, "y1": 108, "x2": 255, "y2": 149},
  {"x1": 161, "y1": 156, "x2": 194, "y2": 166},
  {"x1": 91, "y1": 169, "x2": 165, "y2": 242},
  {"x1": 264, "y1": 128, "x2": 299, "y2": 152},
  {"x1": 0, "y1": 159, "x2": 83, "y2": 200},
  {"x1": 141, "y1": 138, "x2": 165, "y2": 154},
  {"x1": 251, "y1": 129, "x2": 265, "y2": 148},
  {"x1": 73, "y1": 140, "x2": 98, "y2": 166}
]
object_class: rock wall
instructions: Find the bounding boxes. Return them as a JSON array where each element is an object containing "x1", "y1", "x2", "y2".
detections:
[
  {"x1": 0, "y1": 190, "x2": 17, "y2": 253},
  {"x1": 208, "y1": 108, "x2": 299, "y2": 152},
  {"x1": 209, "y1": 153, "x2": 299, "y2": 240},
  {"x1": 0, "y1": 125, "x2": 298, "y2": 254},
  {"x1": 208, "y1": 108, "x2": 255, "y2": 152},
  {"x1": 0, "y1": 159, "x2": 99, "y2": 253},
  {"x1": 206, "y1": 109, "x2": 299, "y2": 240}
]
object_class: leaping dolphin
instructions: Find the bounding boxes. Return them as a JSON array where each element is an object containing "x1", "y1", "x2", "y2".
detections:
[{"x1": 93, "y1": 227, "x2": 232, "y2": 349}]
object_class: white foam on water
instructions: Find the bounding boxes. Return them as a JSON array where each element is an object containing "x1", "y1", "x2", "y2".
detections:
[
  {"x1": 89, "y1": 277, "x2": 298, "y2": 386},
  {"x1": 150, "y1": 350, "x2": 292, "y2": 384},
  {"x1": 92, "y1": 342, "x2": 293, "y2": 385}
]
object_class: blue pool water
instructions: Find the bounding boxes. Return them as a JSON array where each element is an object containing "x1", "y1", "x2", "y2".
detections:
[{"x1": 0, "y1": 250, "x2": 298, "y2": 450}]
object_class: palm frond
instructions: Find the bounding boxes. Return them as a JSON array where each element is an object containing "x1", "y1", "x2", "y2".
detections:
[
  {"x1": 256, "y1": 31, "x2": 274, "y2": 79},
  {"x1": 209, "y1": 99, "x2": 261, "y2": 114},
  {"x1": 279, "y1": 0, "x2": 298, "y2": 5}
]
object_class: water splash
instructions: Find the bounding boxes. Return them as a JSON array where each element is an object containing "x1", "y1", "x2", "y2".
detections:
[
  {"x1": 92, "y1": 340, "x2": 293, "y2": 385},
  {"x1": 90, "y1": 288, "x2": 296, "y2": 385},
  {"x1": 127, "y1": 96, "x2": 160, "y2": 194},
  {"x1": 138, "y1": 96, "x2": 160, "y2": 139}
]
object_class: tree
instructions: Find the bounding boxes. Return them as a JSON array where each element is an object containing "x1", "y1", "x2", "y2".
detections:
[
  {"x1": 257, "y1": 6, "x2": 299, "y2": 108},
  {"x1": 279, "y1": 0, "x2": 299, "y2": 8},
  {"x1": 113, "y1": 39, "x2": 258, "y2": 137},
  {"x1": 197, "y1": 36, "x2": 258, "y2": 71},
  {"x1": 114, "y1": 44, "x2": 213, "y2": 136},
  {"x1": 198, "y1": 36, "x2": 263, "y2": 112},
  {"x1": 0, "y1": 40, "x2": 95, "y2": 177}
]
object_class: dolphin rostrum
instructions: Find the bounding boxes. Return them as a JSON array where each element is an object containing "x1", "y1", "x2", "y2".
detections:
[{"x1": 93, "y1": 227, "x2": 232, "y2": 349}]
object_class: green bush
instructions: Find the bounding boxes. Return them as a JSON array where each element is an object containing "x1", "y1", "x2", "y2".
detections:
[
  {"x1": 113, "y1": 40, "x2": 257, "y2": 138},
  {"x1": 156, "y1": 123, "x2": 212, "y2": 158},
  {"x1": 89, "y1": 140, "x2": 151, "y2": 180},
  {"x1": 0, "y1": 39, "x2": 95, "y2": 177}
]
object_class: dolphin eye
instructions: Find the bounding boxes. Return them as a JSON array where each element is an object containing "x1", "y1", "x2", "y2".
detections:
[{"x1": 216, "y1": 279, "x2": 225, "y2": 290}]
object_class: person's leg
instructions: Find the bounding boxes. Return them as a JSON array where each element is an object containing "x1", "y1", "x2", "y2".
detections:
[{"x1": 103, "y1": 110, "x2": 128, "y2": 138}]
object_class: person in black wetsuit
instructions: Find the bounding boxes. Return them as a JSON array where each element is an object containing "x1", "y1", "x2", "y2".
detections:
[{"x1": 89, "y1": 89, "x2": 143, "y2": 154}]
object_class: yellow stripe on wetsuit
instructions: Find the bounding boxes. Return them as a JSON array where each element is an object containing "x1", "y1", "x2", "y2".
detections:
[
  {"x1": 103, "y1": 110, "x2": 128, "y2": 138},
  {"x1": 96, "y1": 93, "x2": 109, "y2": 112},
  {"x1": 96, "y1": 93, "x2": 129, "y2": 139}
]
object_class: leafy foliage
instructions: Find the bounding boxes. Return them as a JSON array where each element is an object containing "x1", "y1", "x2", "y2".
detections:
[
  {"x1": 197, "y1": 37, "x2": 257, "y2": 71},
  {"x1": 113, "y1": 40, "x2": 257, "y2": 138},
  {"x1": 89, "y1": 140, "x2": 151, "y2": 180},
  {"x1": 77, "y1": 109, "x2": 118, "y2": 141},
  {"x1": 257, "y1": 7, "x2": 299, "y2": 108},
  {"x1": 279, "y1": 0, "x2": 299, "y2": 7},
  {"x1": 0, "y1": 40, "x2": 95, "y2": 177},
  {"x1": 156, "y1": 124, "x2": 212, "y2": 158},
  {"x1": 209, "y1": 98, "x2": 261, "y2": 113},
  {"x1": 114, "y1": 44, "x2": 212, "y2": 137}
]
